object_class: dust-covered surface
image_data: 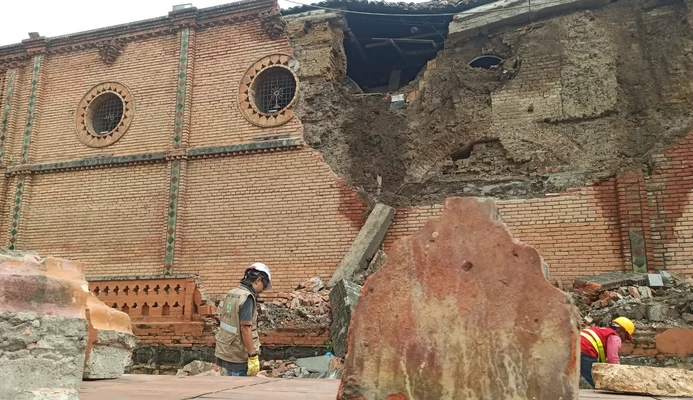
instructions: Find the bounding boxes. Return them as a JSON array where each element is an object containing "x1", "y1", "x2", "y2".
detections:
[{"x1": 289, "y1": 0, "x2": 693, "y2": 207}]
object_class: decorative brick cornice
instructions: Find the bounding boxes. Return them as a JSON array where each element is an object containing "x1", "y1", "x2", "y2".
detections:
[
  {"x1": 259, "y1": 7, "x2": 287, "y2": 40},
  {"x1": 4, "y1": 139, "x2": 303, "y2": 176},
  {"x1": 96, "y1": 39, "x2": 124, "y2": 65},
  {"x1": 186, "y1": 138, "x2": 303, "y2": 158},
  {"x1": 0, "y1": 0, "x2": 277, "y2": 67},
  {"x1": 5, "y1": 152, "x2": 168, "y2": 176}
]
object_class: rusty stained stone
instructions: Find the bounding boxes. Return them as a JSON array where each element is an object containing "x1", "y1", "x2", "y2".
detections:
[{"x1": 339, "y1": 197, "x2": 579, "y2": 400}]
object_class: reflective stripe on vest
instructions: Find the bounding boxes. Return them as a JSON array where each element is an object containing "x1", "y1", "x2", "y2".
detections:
[{"x1": 581, "y1": 329, "x2": 606, "y2": 363}]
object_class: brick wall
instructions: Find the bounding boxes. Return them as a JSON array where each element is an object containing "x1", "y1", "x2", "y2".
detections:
[
  {"x1": 18, "y1": 165, "x2": 169, "y2": 277},
  {"x1": 190, "y1": 21, "x2": 302, "y2": 148},
  {"x1": 176, "y1": 149, "x2": 365, "y2": 297},
  {"x1": 0, "y1": 2, "x2": 365, "y2": 306},
  {"x1": 385, "y1": 130, "x2": 693, "y2": 283}
]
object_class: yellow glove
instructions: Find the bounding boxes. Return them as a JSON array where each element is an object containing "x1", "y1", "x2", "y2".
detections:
[{"x1": 247, "y1": 355, "x2": 260, "y2": 376}]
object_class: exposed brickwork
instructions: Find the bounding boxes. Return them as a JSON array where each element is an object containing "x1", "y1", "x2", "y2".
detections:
[
  {"x1": 175, "y1": 149, "x2": 366, "y2": 297},
  {"x1": 646, "y1": 133, "x2": 693, "y2": 274},
  {"x1": 384, "y1": 186, "x2": 625, "y2": 285},
  {"x1": 260, "y1": 327, "x2": 329, "y2": 347},
  {"x1": 15, "y1": 165, "x2": 169, "y2": 276},
  {"x1": 29, "y1": 35, "x2": 179, "y2": 163},
  {"x1": 386, "y1": 130, "x2": 693, "y2": 282},
  {"x1": 189, "y1": 21, "x2": 301, "y2": 148}
]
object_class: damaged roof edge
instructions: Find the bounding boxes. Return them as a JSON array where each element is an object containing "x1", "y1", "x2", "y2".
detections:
[
  {"x1": 280, "y1": 0, "x2": 498, "y2": 16},
  {"x1": 0, "y1": 0, "x2": 277, "y2": 59}
]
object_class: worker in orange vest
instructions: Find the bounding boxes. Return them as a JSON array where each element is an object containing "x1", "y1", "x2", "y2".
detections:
[{"x1": 580, "y1": 316, "x2": 635, "y2": 387}]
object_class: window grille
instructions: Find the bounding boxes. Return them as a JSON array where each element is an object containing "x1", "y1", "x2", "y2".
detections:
[
  {"x1": 92, "y1": 95, "x2": 123, "y2": 134},
  {"x1": 254, "y1": 68, "x2": 296, "y2": 114}
]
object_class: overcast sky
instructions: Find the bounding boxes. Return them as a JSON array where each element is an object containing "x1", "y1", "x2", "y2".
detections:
[
  {"x1": 1, "y1": 0, "x2": 430, "y2": 47},
  {"x1": 1, "y1": 1, "x2": 300, "y2": 46}
]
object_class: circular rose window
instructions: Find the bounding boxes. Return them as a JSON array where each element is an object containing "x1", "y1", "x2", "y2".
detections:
[
  {"x1": 75, "y1": 82, "x2": 135, "y2": 147},
  {"x1": 238, "y1": 54, "x2": 299, "y2": 128}
]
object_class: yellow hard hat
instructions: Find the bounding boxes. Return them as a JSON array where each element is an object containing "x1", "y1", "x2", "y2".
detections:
[{"x1": 612, "y1": 317, "x2": 635, "y2": 339}]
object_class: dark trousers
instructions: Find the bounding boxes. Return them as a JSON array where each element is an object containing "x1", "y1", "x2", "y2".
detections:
[
  {"x1": 580, "y1": 353, "x2": 597, "y2": 388},
  {"x1": 216, "y1": 357, "x2": 248, "y2": 376}
]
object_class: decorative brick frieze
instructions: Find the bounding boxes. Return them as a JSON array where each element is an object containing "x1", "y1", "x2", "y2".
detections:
[
  {"x1": 259, "y1": 6, "x2": 287, "y2": 40},
  {"x1": 186, "y1": 138, "x2": 303, "y2": 157},
  {"x1": 4, "y1": 139, "x2": 303, "y2": 176},
  {"x1": 0, "y1": 0, "x2": 276, "y2": 66},
  {"x1": 4, "y1": 152, "x2": 168, "y2": 176}
]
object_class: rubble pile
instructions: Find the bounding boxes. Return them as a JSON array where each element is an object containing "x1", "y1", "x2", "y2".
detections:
[
  {"x1": 258, "y1": 277, "x2": 331, "y2": 330},
  {"x1": 258, "y1": 355, "x2": 343, "y2": 379},
  {"x1": 573, "y1": 271, "x2": 693, "y2": 328},
  {"x1": 176, "y1": 360, "x2": 226, "y2": 376}
]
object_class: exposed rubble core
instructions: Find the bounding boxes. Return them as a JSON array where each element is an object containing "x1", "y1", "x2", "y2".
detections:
[{"x1": 287, "y1": 0, "x2": 693, "y2": 207}]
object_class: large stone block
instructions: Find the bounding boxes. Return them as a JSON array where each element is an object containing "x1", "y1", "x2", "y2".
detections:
[
  {"x1": 0, "y1": 310, "x2": 87, "y2": 399},
  {"x1": 329, "y1": 279, "x2": 362, "y2": 358},
  {"x1": 328, "y1": 203, "x2": 395, "y2": 287},
  {"x1": 84, "y1": 294, "x2": 136, "y2": 379},
  {"x1": 593, "y1": 364, "x2": 693, "y2": 397},
  {"x1": 338, "y1": 198, "x2": 579, "y2": 400}
]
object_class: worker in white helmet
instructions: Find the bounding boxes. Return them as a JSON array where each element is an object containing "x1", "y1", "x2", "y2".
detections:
[{"x1": 215, "y1": 262, "x2": 272, "y2": 376}]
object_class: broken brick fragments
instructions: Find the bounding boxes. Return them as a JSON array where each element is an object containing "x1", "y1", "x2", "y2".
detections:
[{"x1": 339, "y1": 197, "x2": 579, "y2": 400}]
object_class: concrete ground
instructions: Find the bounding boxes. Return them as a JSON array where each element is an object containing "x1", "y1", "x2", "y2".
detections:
[{"x1": 80, "y1": 375, "x2": 685, "y2": 399}]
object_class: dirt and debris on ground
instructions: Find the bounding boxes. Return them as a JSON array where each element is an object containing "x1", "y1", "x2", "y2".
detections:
[
  {"x1": 573, "y1": 271, "x2": 693, "y2": 329},
  {"x1": 259, "y1": 277, "x2": 331, "y2": 331},
  {"x1": 292, "y1": 2, "x2": 693, "y2": 207},
  {"x1": 258, "y1": 356, "x2": 344, "y2": 379}
]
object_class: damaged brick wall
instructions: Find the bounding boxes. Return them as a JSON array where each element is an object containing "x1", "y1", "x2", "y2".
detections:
[
  {"x1": 385, "y1": 129, "x2": 693, "y2": 283},
  {"x1": 291, "y1": 0, "x2": 693, "y2": 207}
]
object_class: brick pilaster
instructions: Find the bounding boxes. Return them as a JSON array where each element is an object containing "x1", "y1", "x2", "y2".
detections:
[
  {"x1": 164, "y1": 14, "x2": 196, "y2": 275},
  {"x1": 615, "y1": 170, "x2": 651, "y2": 273}
]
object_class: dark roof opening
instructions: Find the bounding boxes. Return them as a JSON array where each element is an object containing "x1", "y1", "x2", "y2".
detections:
[
  {"x1": 342, "y1": 11, "x2": 450, "y2": 93},
  {"x1": 469, "y1": 55, "x2": 502, "y2": 69}
]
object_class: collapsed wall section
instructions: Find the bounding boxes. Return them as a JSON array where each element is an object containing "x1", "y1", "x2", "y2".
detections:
[{"x1": 289, "y1": 0, "x2": 693, "y2": 208}]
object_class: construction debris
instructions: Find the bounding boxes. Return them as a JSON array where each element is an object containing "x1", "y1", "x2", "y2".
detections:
[
  {"x1": 573, "y1": 271, "x2": 693, "y2": 329},
  {"x1": 259, "y1": 277, "x2": 331, "y2": 331},
  {"x1": 339, "y1": 198, "x2": 579, "y2": 400},
  {"x1": 259, "y1": 355, "x2": 343, "y2": 379},
  {"x1": 592, "y1": 364, "x2": 693, "y2": 397},
  {"x1": 176, "y1": 360, "x2": 226, "y2": 376}
]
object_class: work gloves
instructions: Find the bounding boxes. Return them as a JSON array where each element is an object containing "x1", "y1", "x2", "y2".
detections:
[{"x1": 247, "y1": 355, "x2": 260, "y2": 376}]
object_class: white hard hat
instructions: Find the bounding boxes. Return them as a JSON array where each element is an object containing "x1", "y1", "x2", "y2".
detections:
[{"x1": 247, "y1": 262, "x2": 272, "y2": 289}]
